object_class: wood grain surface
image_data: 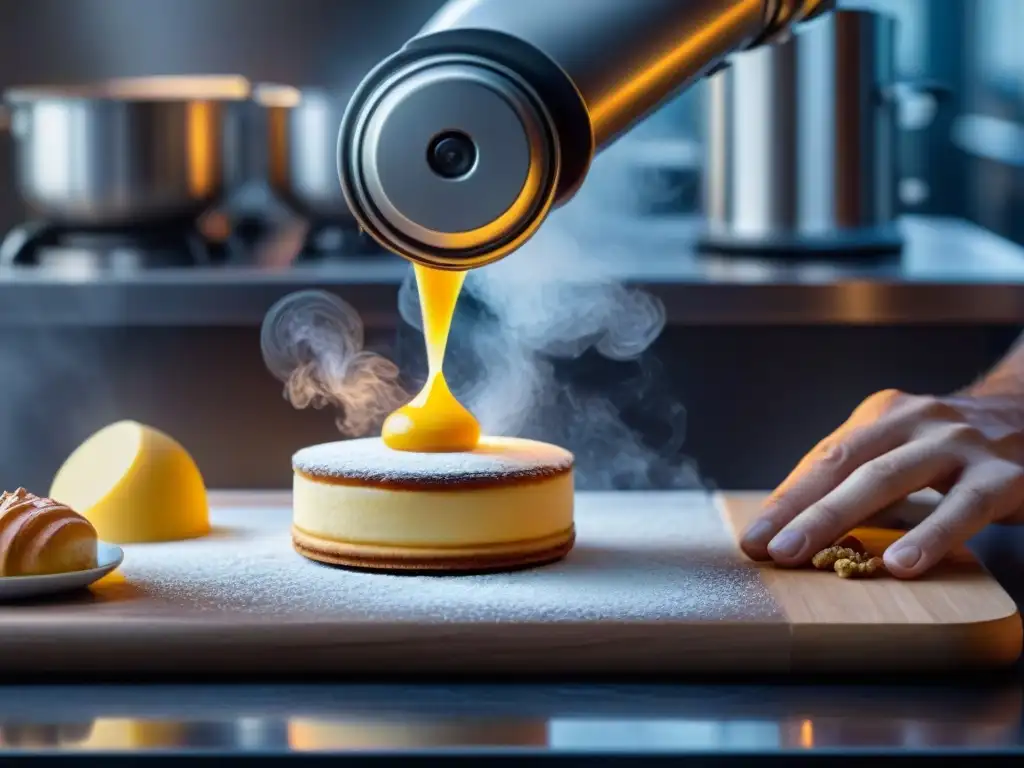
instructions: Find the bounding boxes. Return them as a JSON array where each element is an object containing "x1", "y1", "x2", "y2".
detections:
[
  {"x1": 718, "y1": 491, "x2": 1023, "y2": 672},
  {"x1": 0, "y1": 491, "x2": 1017, "y2": 678}
]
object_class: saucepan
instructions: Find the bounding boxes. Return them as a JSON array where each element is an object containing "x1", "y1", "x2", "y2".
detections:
[
  {"x1": 701, "y1": 9, "x2": 953, "y2": 255},
  {"x1": 0, "y1": 75, "x2": 252, "y2": 227},
  {"x1": 254, "y1": 84, "x2": 355, "y2": 224}
]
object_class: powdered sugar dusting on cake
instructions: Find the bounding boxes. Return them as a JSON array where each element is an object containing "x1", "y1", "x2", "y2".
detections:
[{"x1": 292, "y1": 436, "x2": 574, "y2": 487}]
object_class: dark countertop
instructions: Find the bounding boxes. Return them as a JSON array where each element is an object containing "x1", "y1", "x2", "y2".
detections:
[
  {"x1": 0, "y1": 677, "x2": 1021, "y2": 762},
  {"x1": 4, "y1": 216, "x2": 1024, "y2": 327}
]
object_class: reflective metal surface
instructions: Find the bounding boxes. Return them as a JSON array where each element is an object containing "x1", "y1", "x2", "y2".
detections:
[
  {"x1": 417, "y1": 0, "x2": 836, "y2": 150},
  {"x1": 258, "y1": 86, "x2": 356, "y2": 223},
  {"x1": 0, "y1": 681, "x2": 1020, "y2": 757},
  {"x1": 344, "y1": 55, "x2": 556, "y2": 266},
  {"x1": 339, "y1": 48, "x2": 561, "y2": 269},
  {"x1": 341, "y1": 0, "x2": 834, "y2": 269},
  {"x1": 0, "y1": 216, "x2": 1022, "y2": 328},
  {"x1": 704, "y1": 10, "x2": 904, "y2": 253},
  {"x1": 2, "y1": 76, "x2": 250, "y2": 227}
]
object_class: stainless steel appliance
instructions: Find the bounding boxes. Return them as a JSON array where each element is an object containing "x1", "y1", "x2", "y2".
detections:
[
  {"x1": 338, "y1": 0, "x2": 835, "y2": 270},
  {"x1": 256, "y1": 84, "x2": 383, "y2": 259},
  {"x1": 700, "y1": 9, "x2": 947, "y2": 255},
  {"x1": 258, "y1": 84, "x2": 352, "y2": 223},
  {"x1": 1, "y1": 76, "x2": 251, "y2": 228}
]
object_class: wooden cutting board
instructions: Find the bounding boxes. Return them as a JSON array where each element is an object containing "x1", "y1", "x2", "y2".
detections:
[
  {"x1": 718, "y1": 491, "x2": 1022, "y2": 672},
  {"x1": 0, "y1": 491, "x2": 1018, "y2": 677}
]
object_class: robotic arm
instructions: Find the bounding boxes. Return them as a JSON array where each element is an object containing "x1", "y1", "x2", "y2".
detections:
[{"x1": 338, "y1": 0, "x2": 834, "y2": 269}]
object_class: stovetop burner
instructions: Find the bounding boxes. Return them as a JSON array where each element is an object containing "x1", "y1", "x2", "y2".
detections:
[
  {"x1": 0, "y1": 215, "x2": 388, "y2": 273},
  {"x1": 0, "y1": 216, "x2": 266, "y2": 272}
]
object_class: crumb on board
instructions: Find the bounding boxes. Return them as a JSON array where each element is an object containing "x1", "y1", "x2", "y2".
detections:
[
  {"x1": 833, "y1": 534, "x2": 865, "y2": 552},
  {"x1": 810, "y1": 535, "x2": 887, "y2": 579},
  {"x1": 811, "y1": 546, "x2": 863, "y2": 570},
  {"x1": 834, "y1": 556, "x2": 885, "y2": 579}
]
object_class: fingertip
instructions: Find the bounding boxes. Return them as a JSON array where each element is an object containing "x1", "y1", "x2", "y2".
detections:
[
  {"x1": 739, "y1": 540, "x2": 772, "y2": 561},
  {"x1": 739, "y1": 519, "x2": 776, "y2": 561},
  {"x1": 883, "y1": 542, "x2": 928, "y2": 579},
  {"x1": 764, "y1": 531, "x2": 812, "y2": 568}
]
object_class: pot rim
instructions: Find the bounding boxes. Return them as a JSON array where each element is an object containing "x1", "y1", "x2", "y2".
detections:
[
  {"x1": 252, "y1": 83, "x2": 304, "y2": 108},
  {"x1": 252, "y1": 83, "x2": 351, "y2": 109},
  {"x1": 4, "y1": 75, "x2": 252, "y2": 105}
]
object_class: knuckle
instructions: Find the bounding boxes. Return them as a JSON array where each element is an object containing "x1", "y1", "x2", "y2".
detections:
[
  {"x1": 907, "y1": 395, "x2": 955, "y2": 421},
  {"x1": 813, "y1": 439, "x2": 852, "y2": 478},
  {"x1": 858, "y1": 388, "x2": 907, "y2": 418},
  {"x1": 871, "y1": 388, "x2": 906, "y2": 407},
  {"x1": 937, "y1": 422, "x2": 984, "y2": 446},
  {"x1": 819, "y1": 440, "x2": 848, "y2": 465}
]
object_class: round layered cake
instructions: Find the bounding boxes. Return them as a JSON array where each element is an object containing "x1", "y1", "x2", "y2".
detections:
[{"x1": 291, "y1": 436, "x2": 575, "y2": 572}]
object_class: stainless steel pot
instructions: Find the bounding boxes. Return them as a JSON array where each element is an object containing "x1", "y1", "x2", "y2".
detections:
[
  {"x1": 1, "y1": 76, "x2": 251, "y2": 227},
  {"x1": 700, "y1": 9, "x2": 949, "y2": 254},
  {"x1": 255, "y1": 84, "x2": 353, "y2": 223}
]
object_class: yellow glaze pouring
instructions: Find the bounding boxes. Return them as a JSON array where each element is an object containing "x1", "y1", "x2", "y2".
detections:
[{"x1": 381, "y1": 265, "x2": 481, "y2": 452}]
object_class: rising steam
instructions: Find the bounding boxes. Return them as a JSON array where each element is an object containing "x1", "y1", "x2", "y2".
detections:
[
  {"x1": 397, "y1": 207, "x2": 702, "y2": 490},
  {"x1": 263, "y1": 147, "x2": 702, "y2": 489},
  {"x1": 260, "y1": 290, "x2": 408, "y2": 436}
]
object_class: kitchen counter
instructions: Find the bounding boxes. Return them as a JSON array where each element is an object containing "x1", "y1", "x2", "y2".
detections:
[{"x1": 4, "y1": 216, "x2": 1024, "y2": 327}]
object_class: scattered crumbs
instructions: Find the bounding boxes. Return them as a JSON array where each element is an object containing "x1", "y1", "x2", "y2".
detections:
[
  {"x1": 291, "y1": 437, "x2": 574, "y2": 485},
  {"x1": 118, "y1": 494, "x2": 781, "y2": 623}
]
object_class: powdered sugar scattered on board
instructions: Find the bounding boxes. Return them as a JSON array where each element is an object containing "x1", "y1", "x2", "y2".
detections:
[
  {"x1": 116, "y1": 493, "x2": 779, "y2": 623},
  {"x1": 292, "y1": 437, "x2": 574, "y2": 485}
]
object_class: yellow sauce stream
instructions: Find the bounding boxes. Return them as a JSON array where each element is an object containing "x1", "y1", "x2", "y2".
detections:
[{"x1": 381, "y1": 264, "x2": 481, "y2": 452}]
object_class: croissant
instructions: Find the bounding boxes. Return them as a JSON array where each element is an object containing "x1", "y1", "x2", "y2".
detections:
[{"x1": 0, "y1": 488, "x2": 98, "y2": 577}]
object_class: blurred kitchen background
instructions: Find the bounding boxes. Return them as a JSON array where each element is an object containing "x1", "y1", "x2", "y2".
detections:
[
  {"x1": 1, "y1": 0, "x2": 1024, "y2": 494},
  {"x1": 3, "y1": 0, "x2": 1019, "y2": 237}
]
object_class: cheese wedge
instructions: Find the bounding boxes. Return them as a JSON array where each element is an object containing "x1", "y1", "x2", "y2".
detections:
[{"x1": 50, "y1": 421, "x2": 209, "y2": 543}]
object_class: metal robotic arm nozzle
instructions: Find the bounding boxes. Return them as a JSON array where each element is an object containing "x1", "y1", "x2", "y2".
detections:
[{"x1": 339, "y1": 0, "x2": 836, "y2": 269}]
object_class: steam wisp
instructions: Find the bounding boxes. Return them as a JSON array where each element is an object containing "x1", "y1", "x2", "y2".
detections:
[{"x1": 260, "y1": 290, "x2": 408, "y2": 437}]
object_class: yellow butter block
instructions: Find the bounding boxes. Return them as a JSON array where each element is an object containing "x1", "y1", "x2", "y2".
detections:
[{"x1": 50, "y1": 421, "x2": 209, "y2": 543}]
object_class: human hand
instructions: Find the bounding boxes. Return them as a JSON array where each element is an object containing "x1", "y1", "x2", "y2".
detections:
[{"x1": 740, "y1": 388, "x2": 1024, "y2": 578}]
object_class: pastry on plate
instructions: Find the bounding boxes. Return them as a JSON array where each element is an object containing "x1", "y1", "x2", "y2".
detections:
[{"x1": 0, "y1": 488, "x2": 98, "y2": 577}]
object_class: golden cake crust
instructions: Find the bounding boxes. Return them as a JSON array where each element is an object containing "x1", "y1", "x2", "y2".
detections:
[{"x1": 292, "y1": 524, "x2": 575, "y2": 573}]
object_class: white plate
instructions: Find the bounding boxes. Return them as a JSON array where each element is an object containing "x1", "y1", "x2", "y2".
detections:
[{"x1": 0, "y1": 542, "x2": 124, "y2": 601}]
